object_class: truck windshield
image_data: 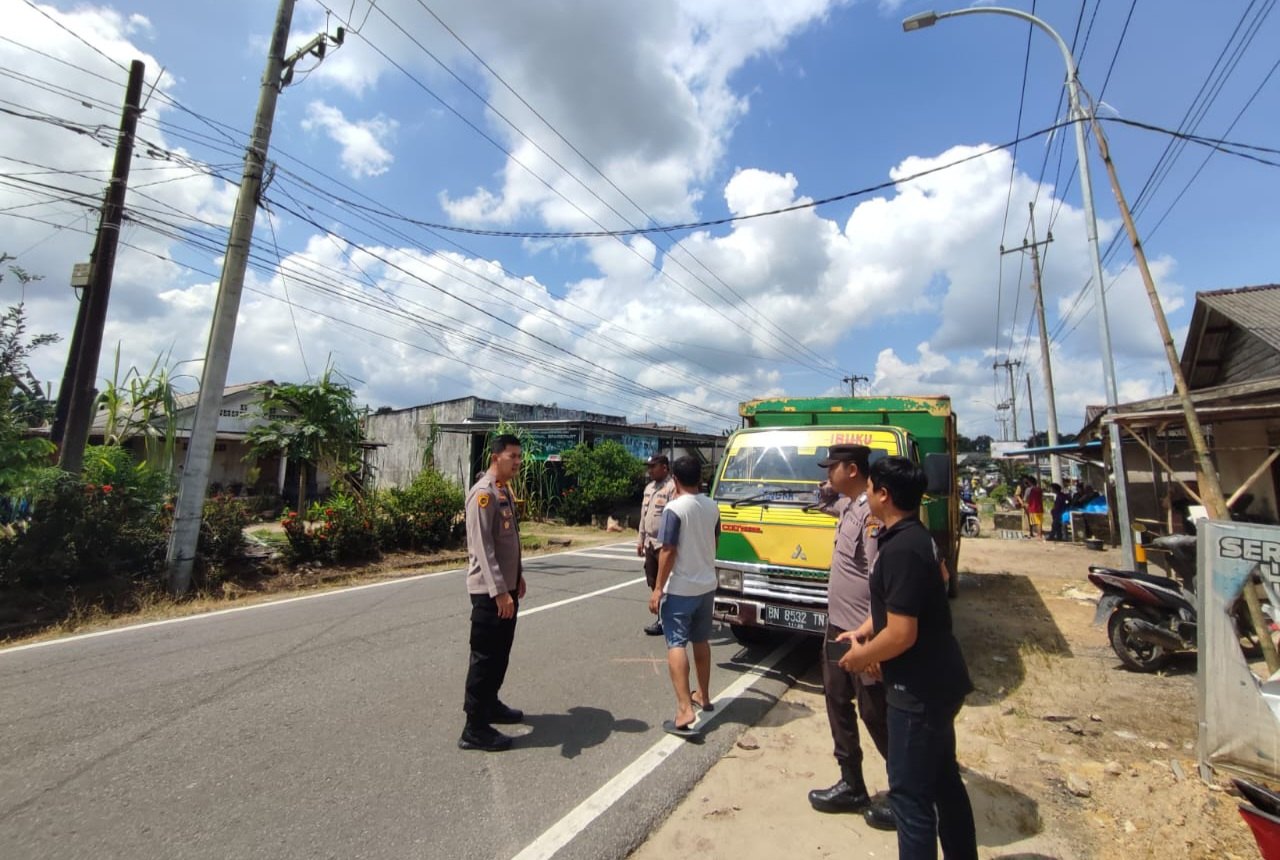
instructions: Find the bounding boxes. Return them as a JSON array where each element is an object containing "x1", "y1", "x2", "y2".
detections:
[{"x1": 712, "y1": 444, "x2": 824, "y2": 504}]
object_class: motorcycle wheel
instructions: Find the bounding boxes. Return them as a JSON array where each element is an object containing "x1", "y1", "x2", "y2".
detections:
[
  {"x1": 961, "y1": 518, "x2": 981, "y2": 538},
  {"x1": 1107, "y1": 607, "x2": 1173, "y2": 672}
]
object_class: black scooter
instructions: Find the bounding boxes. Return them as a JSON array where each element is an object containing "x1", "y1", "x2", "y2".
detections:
[
  {"x1": 1088, "y1": 535, "x2": 1199, "y2": 672},
  {"x1": 1089, "y1": 534, "x2": 1260, "y2": 672}
]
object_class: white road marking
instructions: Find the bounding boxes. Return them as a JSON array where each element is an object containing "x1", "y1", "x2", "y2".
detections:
[
  {"x1": 0, "y1": 542, "x2": 635, "y2": 656},
  {"x1": 520, "y1": 579, "x2": 644, "y2": 617},
  {"x1": 525, "y1": 551, "x2": 636, "y2": 562},
  {"x1": 510, "y1": 636, "x2": 801, "y2": 860}
]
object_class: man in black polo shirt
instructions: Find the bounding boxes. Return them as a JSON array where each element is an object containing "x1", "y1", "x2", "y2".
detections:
[{"x1": 839, "y1": 456, "x2": 977, "y2": 859}]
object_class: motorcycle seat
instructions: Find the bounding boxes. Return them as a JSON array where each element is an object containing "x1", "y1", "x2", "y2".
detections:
[{"x1": 1088, "y1": 566, "x2": 1188, "y2": 592}]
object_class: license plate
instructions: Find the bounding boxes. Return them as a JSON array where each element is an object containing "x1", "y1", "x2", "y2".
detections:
[{"x1": 762, "y1": 605, "x2": 827, "y2": 633}]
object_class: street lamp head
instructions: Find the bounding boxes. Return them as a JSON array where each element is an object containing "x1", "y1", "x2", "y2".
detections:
[{"x1": 902, "y1": 11, "x2": 940, "y2": 31}]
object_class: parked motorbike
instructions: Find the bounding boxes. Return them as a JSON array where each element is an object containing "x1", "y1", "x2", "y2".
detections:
[
  {"x1": 1089, "y1": 534, "x2": 1260, "y2": 672},
  {"x1": 960, "y1": 500, "x2": 980, "y2": 538},
  {"x1": 1235, "y1": 778, "x2": 1280, "y2": 860}
]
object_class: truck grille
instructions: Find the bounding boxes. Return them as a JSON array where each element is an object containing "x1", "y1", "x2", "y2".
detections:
[{"x1": 742, "y1": 573, "x2": 829, "y2": 606}]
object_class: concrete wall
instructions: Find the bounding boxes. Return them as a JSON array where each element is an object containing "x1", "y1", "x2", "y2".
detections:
[
  {"x1": 1215, "y1": 420, "x2": 1280, "y2": 522},
  {"x1": 364, "y1": 398, "x2": 628, "y2": 491}
]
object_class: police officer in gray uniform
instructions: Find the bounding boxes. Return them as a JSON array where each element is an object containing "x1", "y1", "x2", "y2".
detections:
[
  {"x1": 809, "y1": 444, "x2": 894, "y2": 829},
  {"x1": 637, "y1": 454, "x2": 677, "y2": 635},
  {"x1": 459, "y1": 434, "x2": 527, "y2": 752}
]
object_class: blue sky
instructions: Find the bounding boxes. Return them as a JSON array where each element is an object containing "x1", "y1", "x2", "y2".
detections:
[{"x1": 2, "y1": 0, "x2": 1277, "y2": 439}]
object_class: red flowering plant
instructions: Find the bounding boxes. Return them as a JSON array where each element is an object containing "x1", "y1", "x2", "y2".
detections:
[
  {"x1": 280, "y1": 507, "x2": 325, "y2": 563},
  {"x1": 310, "y1": 491, "x2": 380, "y2": 564}
]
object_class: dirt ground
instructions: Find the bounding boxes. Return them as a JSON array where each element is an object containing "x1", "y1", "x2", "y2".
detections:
[{"x1": 631, "y1": 534, "x2": 1260, "y2": 860}]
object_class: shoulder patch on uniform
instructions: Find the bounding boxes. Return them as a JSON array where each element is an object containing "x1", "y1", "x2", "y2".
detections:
[{"x1": 478, "y1": 492, "x2": 491, "y2": 508}]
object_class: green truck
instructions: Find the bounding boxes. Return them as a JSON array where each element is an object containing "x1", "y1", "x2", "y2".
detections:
[{"x1": 710, "y1": 395, "x2": 959, "y2": 644}]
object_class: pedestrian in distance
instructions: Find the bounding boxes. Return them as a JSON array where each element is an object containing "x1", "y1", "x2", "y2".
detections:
[
  {"x1": 458, "y1": 433, "x2": 527, "y2": 752},
  {"x1": 1024, "y1": 477, "x2": 1044, "y2": 540},
  {"x1": 648, "y1": 455, "x2": 721, "y2": 739},
  {"x1": 637, "y1": 453, "x2": 677, "y2": 636},
  {"x1": 840, "y1": 456, "x2": 978, "y2": 860},
  {"x1": 1047, "y1": 482, "x2": 1069, "y2": 542},
  {"x1": 808, "y1": 444, "x2": 896, "y2": 830}
]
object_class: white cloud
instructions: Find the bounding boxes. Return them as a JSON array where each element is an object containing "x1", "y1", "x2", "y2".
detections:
[
  {"x1": 300, "y1": 101, "x2": 397, "y2": 178},
  {"x1": 0, "y1": 1, "x2": 1194, "y2": 442}
]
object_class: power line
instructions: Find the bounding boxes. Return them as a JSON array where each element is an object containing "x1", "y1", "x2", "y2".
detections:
[{"x1": 324, "y1": 1, "x2": 842, "y2": 378}]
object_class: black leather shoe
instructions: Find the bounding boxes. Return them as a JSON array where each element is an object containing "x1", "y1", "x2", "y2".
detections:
[
  {"x1": 864, "y1": 801, "x2": 897, "y2": 830},
  {"x1": 643, "y1": 620, "x2": 663, "y2": 636},
  {"x1": 808, "y1": 779, "x2": 871, "y2": 813},
  {"x1": 458, "y1": 724, "x2": 513, "y2": 752},
  {"x1": 489, "y1": 702, "x2": 524, "y2": 724}
]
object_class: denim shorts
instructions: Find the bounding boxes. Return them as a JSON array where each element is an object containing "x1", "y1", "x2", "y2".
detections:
[{"x1": 660, "y1": 591, "x2": 715, "y2": 648}]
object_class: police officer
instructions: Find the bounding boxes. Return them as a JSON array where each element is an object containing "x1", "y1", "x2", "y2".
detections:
[
  {"x1": 459, "y1": 433, "x2": 527, "y2": 752},
  {"x1": 637, "y1": 453, "x2": 677, "y2": 636},
  {"x1": 808, "y1": 444, "x2": 894, "y2": 829}
]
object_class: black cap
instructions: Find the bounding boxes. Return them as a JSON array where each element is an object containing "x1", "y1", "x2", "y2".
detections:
[{"x1": 817, "y1": 444, "x2": 872, "y2": 469}]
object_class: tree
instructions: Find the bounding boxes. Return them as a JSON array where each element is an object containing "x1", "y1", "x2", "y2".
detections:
[
  {"x1": 244, "y1": 365, "x2": 366, "y2": 512},
  {"x1": 560, "y1": 439, "x2": 644, "y2": 525},
  {"x1": 0, "y1": 257, "x2": 59, "y2": 495}
]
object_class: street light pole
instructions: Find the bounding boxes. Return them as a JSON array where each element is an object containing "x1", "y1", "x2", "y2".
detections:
[{"x1": 904, "y1": 6, "x2": 1135, "y2": 567}]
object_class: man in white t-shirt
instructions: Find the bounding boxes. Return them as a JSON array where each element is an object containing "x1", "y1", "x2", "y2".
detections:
[{"x1": 648, "y1": 455, "x2": 721, "y2": 739}]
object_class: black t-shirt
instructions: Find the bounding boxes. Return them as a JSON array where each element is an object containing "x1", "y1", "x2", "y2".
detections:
[{"x1": 869, "y1": 515, "x2": 973, "y2": 711}]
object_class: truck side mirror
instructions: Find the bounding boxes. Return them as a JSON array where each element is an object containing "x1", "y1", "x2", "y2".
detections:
[{"x1": 923, "y1": 453, "x2": 952, "y2": 495}]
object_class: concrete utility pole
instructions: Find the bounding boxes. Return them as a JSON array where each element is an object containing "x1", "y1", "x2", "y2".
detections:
[
  {"x1": 1000, "y1": 202, "x2": 1062, "y2": 484},
  {"x1": 842, "y1": 374, "x2": 870, "y2": 396},
  {"x1": 992, "y1": 357, "x2": 1021, "y2": 440},
  {"x1": 53, "y1": 59, "x2": 146, "y2": 472},
  {"x1": 166, "y1": 2, "x2": 341, "y2": 594}
]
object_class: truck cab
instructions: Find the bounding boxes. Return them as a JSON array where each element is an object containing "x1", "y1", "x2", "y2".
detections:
[{"x1": 711, "y1": 396, "x2": 957, "y2": 644}]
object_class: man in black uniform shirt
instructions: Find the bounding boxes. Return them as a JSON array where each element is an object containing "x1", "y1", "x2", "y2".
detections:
[{"x1": 839, "y1": 456, "x2": 977, "y2": 859}]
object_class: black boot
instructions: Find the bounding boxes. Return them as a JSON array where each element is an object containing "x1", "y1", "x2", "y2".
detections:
[
  {"x1": 458, "y1": 721, "x2": 513, "y2": 752},
  {"x1": 808, "y1": 762, "x2": 871, "y2": 813}
]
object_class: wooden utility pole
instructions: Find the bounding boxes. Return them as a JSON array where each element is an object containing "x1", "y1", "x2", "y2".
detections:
[
  {"x1": 53, "y1": 60, "x2": 146, "y2": 472},
  {"x1": 1089, "y1": 115, "x2": 1275, "y2": 671}
]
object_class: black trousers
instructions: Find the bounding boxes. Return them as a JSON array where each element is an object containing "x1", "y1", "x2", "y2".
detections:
[
  {"x1": 643, "y1": 545, "x2": 659, "y2": 589},
  {"x1": 463, "y1": 593, "x2": 518, "y2": 725},
  {"x1": 886, "y1": 700, "x2": 977, "y2": 860},
  {"x1": 822, "y1": 624, "x2": 890, "y2": 773}
]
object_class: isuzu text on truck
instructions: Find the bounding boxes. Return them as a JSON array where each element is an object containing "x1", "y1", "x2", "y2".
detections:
[{"x1": 710, "y1": 396, "x2": 959, "y2": 644}]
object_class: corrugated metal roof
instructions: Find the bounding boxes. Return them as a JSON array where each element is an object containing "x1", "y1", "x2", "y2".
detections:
[{"x1": 1199, "y1": 284, "x2": 1280, "y2": 353}]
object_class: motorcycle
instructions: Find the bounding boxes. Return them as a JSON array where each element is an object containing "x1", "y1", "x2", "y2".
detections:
[
  {"x1": 960, "y1": 500, "x2": 980, "y2": 538},
  {"x1": 1089, "y1": 534, "x2": 1261, "y2": 672},
  {"x1": 1235, "y1": 778, "x2": 1280, "y2": 860}
]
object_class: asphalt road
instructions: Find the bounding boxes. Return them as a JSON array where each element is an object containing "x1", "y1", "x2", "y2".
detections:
[{"x1": 0, "y1": 542, "x2": 812, "y2": 860}]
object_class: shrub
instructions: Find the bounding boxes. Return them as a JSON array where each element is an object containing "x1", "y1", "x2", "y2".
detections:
[
  {"x1": 199, "y1": 494, "x2": 250, "y2": 567},
  {"x1": 0, "y1": 460, "x2": 170, "y2": 592},
  {"x1": 280, "y1": 507, "x2": 324, "y2": 564},
  {"x1": 315, "y1": 492, "x2": 380, "y2": 564},
  {"x1": 279, "y1": 492, "x2": 381, "y2": 565},
  {"x1": 379, "y1": 468, "x2": 464, "y2": 551}
]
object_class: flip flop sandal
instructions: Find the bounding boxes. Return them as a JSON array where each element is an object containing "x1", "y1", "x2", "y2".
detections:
[
  {"x1": 691, "y1": 690, "x2": 715, "y2": 712},
  {"x1": 662, "y1": 718, "x2": 701, "y2": 739}
]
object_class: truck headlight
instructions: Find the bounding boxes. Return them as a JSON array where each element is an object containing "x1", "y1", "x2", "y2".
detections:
[{"x1": 716, "y1": 568, "x2": 742, "y2": 591}]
